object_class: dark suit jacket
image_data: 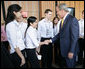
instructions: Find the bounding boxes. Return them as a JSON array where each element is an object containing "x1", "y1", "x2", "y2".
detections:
[{"x1": 52, "y1": 14, "x2": 79, "y2": 57}]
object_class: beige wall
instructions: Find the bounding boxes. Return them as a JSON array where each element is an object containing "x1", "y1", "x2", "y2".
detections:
[
  {"x1": 1, "y1": 3, "x2": 4, "y2": 23},
  {"x1": 1, "y1": 1, "x2": 84, "y2": 22},
  {"x1": 4, "y1": 1, "x2": 39, "y2": 21},
  {"x1": 57, "y1": 1, "x2": 84, "y2": 20},
  {"x1": 39, "y1": 1, "x2": 56, "y2": 21}
]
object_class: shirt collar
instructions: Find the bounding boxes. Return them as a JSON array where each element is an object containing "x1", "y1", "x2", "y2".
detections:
[
  {"x1": 43, "y1": 18, "x2": 51, "y2": 23},
  {"x1": 29, "y1": 26, "x2": 36, "y2": 30},
  {"x1": 63, "y1": 12, "x2": 69, "y2": 21},
  {"x1": 80, "y1": 18, "x2": 84, "y2": 21},
  {"x1": 13, "y1": 20, "x2": 23, "y2": 27}
]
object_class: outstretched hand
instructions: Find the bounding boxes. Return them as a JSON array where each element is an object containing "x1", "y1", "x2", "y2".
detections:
[{"x1": 44, "y1": 40, "x2": 51, "y2": 45}]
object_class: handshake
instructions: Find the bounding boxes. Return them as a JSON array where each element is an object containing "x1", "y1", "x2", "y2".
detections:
[
  {"x1": 43, "y1": 39, "x2": 52, "y2": 45},
  {"x1": 37, "y1": 39, "x2": 52, "y2": 53}
]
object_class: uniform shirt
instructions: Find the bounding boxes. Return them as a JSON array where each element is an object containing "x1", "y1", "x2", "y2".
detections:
[
  {"x1": 53, "y1": 20, "x2": 61, "y2": 36},
  {"x1": 53, "y1": 25, "x2": 57, "y2": 36},
  {"x1": 38, "y1": 18, "x2": 53, "y2": 41},
  {"x1": 25, "y1": 26, "x2": 39, "y2": 49},
  {"x1": 78, "y1": 19, "x2": 84, "y2": 38},
  {"x1": 6, "y1": 20, "x2": 27, "y2": 54}
]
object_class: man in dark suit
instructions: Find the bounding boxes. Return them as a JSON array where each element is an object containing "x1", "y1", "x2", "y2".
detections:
[{"x1": 45, "y1": 3, "x2": 79, "y2": 68}]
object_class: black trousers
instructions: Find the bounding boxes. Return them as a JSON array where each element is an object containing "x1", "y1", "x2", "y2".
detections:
[
  {"x1": 1, "y1": 41, "x2": 9, "y2": 50},
  {"x1": 54, "y1": 40, "x2": 60, "y2": 64},
  {"x1": 1, "y1": 43, "x2": 14, "y2": 68},
  {"x1": 26, "y1": 48, "x2": 40, "y2": 68},
  {"x1": 10, "y1": 49, "x2": 27, "y2": 68},
  {"x1": 78, "y1": 38, "x2": 84, "y2": 65},
  {"x1": 40, "y1": 38, "x2": 53, "y2": 68},
  {"x1": 54, "y1": 39, "x2": 66, "y2": 67}
]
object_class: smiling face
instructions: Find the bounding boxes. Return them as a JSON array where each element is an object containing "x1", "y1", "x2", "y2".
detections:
[
  {"x1": 13, "y1": 10, "x2": 23, "y2": 22},
  {"x1": 54, "y1": 18, "x2": 59, "y2": 24}
]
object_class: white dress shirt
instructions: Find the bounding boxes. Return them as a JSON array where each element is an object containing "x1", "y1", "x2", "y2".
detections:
[
  {"x1": 38, "y1": 18, "x2": 53, "y2": 41},
  {"x1": 25, "y1": 26, "x2": 39, "y2": 49},
  {"x1": 6, "y1": 20, "x2": 27, "y2": 54},
  {"x1": 53, "y1": 25, "x2": 57, "y2": 36},
  {"x1": 53, "y1": 20, "x2": 61, "y2": 36},
  {"x1": 78, "y1": 19, "x2": 84, "y2": 38},
  {"x1": 62, "y1": 12, "x2": 69, "y2": 22}
]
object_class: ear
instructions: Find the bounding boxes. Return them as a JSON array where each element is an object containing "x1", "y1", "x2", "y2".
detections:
[
  {"x1": 30, "y1": 23, "x2": 33, "y2": 26},
  {"x1": 13, "y1": 11, "x2": 16, "y2": 15}
]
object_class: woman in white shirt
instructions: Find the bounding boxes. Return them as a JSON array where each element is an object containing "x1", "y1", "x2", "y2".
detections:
[
  {"x1": 6, "y1": 4, "x2": 27, "y2": 68},
  {"x1": 25, "y1": 16, "x2": 48, "y2": 68},
  {"x1": 53, "y1": 17, "x2": 60, "y2": 36}
]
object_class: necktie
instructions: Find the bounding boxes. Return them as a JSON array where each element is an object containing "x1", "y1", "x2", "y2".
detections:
[{"x1": 61, "y1": 19, "x2": 64, "y2": 28}]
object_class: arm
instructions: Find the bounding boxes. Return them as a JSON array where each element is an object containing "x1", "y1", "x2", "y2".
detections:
[
  {"x1": 37, "y1": 22, "x2": 42, "y2": 42},
  {"x1": 6, "y1": 25, "x2": 25, "y2": 66},
  {"x1": 28, "y1": 30, "x2": 40, "y2": 48},
  {"x1": 44, "y1": 33, "x2": 60, "y2": 44},
  {"x1": 51, "y1": 33, "x2": 60, "y2": 43},
  {"x1": 39, "y1": 42, "x2": 46, "y2": 46},
  {"x1": 36, "y1": 40, "x2": 49, "y2": 53},
  {"x1": 70, "y1": 18, "x2": 79, "y2": 54},
  {"x1": 15, "y1": 47, "x2": 25, "y2": 66},
  {"x1": 28, "y1": 30, "x2": 48, "y2": 47}
]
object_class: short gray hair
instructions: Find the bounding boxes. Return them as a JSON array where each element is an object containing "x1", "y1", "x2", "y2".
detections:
[{"x1": 58, "y1": 3, "x2": 69, "y2": 12}]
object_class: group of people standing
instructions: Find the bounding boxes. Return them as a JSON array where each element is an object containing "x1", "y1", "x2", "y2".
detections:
[{"x1": 1, "y1": 3, "x2": 84, "y2": 68}]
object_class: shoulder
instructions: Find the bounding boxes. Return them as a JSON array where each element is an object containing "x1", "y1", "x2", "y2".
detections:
[
  {"x1": 67, "y1": 14, "x2": 74, "y2": 19},
  {"x1": 38, "y1": 19, "x2": 45, "y2": 24},
  {"x1": 22, "y1": 22, "x2": 28, "y2": 27},
  {"x1": 6, "y1": 21, "x2": 15, "y2": 28},
  {"x1": 27, "y1": 26, "x2": 33, "y2": 33},
  {"x1": 6, "y1": 21, "x2": 17, "y2": 32},
  {"x1": 67, "y1": 14, "x2": 78, "y2": 23},
  {"x1": 68, "y1": 14, "x2": 77, "y2": 20}
]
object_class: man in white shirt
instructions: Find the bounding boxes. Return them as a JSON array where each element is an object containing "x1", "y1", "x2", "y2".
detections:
[
  {"x1": 78, "y1": 10, "x2": 84, "y2": 66},
  {"x1": 38, "y1": 9, "x2": 53, "y2": 68}
]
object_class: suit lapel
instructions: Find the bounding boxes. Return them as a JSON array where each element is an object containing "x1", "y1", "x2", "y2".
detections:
[{"x1": 60, "y1": 14, "x2": 70, "y2": 32}]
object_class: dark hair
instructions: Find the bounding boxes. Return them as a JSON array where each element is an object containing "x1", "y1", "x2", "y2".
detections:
[
  {"x1": 82, "y1": 10, "x2": 84, "y2": 14},
  {"x1": 53, "y1": 17, "x2": 59, "y2": 28},
  {"x1": 24, "y1": 16, "x2": 37, "y2": 37},
  {"x1": 40, "y1": 17, "x2": 45, "y2": 20},
  {"x1": 5, "y1": 4, "x2": 22, "y2": 25},
  {"x1": 44, "y1": 9, "x2": 52, "y2": 13}
]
